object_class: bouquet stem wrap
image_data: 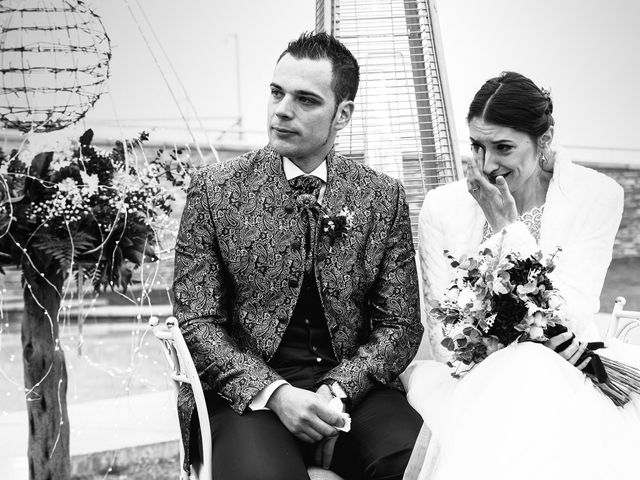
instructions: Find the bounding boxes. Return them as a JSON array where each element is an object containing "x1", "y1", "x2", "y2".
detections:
[{"x1": 546, "y1": 323, "x2": 640, "y2": 406}]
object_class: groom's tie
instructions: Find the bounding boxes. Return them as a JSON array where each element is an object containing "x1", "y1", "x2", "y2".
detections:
[
  {"x1": 288, "y1": 175, "x2": 322, "y2": 199},
  {"x1": 289, "y1": 175, "x2": 322, "y2": 272}
]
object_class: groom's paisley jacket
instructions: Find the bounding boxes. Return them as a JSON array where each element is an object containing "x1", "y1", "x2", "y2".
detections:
[{"x1": 173, "y1": 145, "x2": 422, "y2": 464}]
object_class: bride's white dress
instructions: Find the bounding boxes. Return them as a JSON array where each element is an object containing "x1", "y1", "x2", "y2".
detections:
[
  {"x1": 404, "y1": 340, "x2": 640, "y2": 480},
  {"x1": 402, "y1": 156, "x2": 640, "y2": 480}
]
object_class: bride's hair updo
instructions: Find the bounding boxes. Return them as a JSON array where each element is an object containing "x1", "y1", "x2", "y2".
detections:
[{"x1": 467, "y1": 71, "x2": 554, "y2": 139}]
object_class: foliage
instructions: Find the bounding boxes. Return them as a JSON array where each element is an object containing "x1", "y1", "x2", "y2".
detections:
[{"x1": 0, "y1": 129, "x2": 187, "y2": 292}]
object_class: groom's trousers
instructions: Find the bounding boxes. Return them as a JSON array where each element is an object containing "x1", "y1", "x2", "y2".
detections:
[
  {"x1": 197, "y1": 273, "x2": 422, "y2": 479},
  {"x1": 203, "y1": 387, "x2": 421, "y2": 480}
]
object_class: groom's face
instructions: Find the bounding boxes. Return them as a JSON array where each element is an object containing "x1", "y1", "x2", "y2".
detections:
[{"x1": 268, "y1": 54, "x2": 345, "y2": 169}]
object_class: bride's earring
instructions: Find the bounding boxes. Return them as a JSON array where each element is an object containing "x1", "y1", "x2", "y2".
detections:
[{"x1": 538, "y1": 151, "x2": 548, "y2": 169}]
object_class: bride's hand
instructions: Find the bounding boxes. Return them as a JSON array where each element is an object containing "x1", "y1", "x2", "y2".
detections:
[
  {"x1": 466, "y1": 150, "x2": 518, "y2": 232},
  {"x1": 544, "y1": 331, "x2": 592, "y2": 370}
]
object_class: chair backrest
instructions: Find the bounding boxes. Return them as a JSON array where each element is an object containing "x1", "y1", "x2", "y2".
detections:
[
  {"x1": 149, "y1": 316, "x2": 212, "y2": 480},
  {"x1": 150, "y1": 316, "x2": 344, "y2": 480},
  {"x1": 607, "y1": 296, "x2": 640, "y2": 343}
]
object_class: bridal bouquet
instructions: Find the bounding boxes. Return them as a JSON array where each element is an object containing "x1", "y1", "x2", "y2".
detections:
[{"x1": 432, "y1": 245, "x2": 640, "y2": 406}]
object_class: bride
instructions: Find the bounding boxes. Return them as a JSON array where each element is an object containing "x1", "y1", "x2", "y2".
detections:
[{"x1": 401, "y1": 71, "x2": 640, "y2": 480}]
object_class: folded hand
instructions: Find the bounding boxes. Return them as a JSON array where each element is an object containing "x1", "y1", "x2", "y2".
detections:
[{"x1": 266, "y1": 384, "x2": 344, "y2": 444}]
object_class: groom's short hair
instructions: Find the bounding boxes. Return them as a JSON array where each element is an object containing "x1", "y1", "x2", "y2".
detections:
[{"x1": 278, "y1": 31, "x2": 360, "y2": 105}]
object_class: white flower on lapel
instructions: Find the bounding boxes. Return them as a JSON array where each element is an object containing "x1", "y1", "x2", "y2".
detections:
[{"x1": 321, "y1": 206, "x2": 355, "y2": 245}]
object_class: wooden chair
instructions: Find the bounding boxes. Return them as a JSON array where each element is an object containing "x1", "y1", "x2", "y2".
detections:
[
  {"x1": 607, "y1": 296, "x2": 640, "y2": 342},
  {"x1": 150, "y1": 316, "x2": 343, "y2": 480}
]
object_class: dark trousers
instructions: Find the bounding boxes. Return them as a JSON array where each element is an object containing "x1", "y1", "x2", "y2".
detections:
[{"x1": 204, "y1": 388, "x2": 422, "y2": 480}]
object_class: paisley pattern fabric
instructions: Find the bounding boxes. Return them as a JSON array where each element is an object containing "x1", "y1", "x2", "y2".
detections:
[{"x1": 173, "y1": 145, "x2": 422, "y2": 470}]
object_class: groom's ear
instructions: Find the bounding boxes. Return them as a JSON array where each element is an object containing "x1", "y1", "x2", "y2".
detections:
[{"x1": 333, "y1": 100, "x2": 354, "y2": 132}]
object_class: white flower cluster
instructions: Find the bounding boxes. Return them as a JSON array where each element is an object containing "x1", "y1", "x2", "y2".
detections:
[{"x1": 29, "y1": 191, "x2": 92, "y2": 226}]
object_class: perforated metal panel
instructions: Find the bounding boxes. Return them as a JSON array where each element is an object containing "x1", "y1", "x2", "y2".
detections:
[{"x1": 316, "y1": 0, "x2": 461, "y2": 242}]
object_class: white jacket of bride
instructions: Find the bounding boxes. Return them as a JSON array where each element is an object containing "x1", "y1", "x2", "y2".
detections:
[{"x1": 401, "y1": 151, "x2": 640, "y2": 480}]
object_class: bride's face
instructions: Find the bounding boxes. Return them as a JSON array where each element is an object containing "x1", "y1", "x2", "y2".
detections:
[{"x1": 468, "y1": 117, "x2": 542, "y2": 195}]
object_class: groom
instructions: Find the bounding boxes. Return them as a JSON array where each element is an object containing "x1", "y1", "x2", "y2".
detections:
[{"x1": 173, "y1": 31, "x2": 423, "y2": 480}]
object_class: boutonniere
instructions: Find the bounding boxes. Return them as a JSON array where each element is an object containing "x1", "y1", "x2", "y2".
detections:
[{"x1": 321, "y1": 206, "x2": 355, "y2": 246}]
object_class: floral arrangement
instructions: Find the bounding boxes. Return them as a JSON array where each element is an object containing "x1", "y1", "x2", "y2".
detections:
[
  {"x1": 0, "y1": 129, "x2": 186, "y2": 291},
  {"x1": 432, "y1": 244, "x2": 640, "y2": 406},
  {"x1": 432, "y1": 246, "x2": 564, "y2": 374}
]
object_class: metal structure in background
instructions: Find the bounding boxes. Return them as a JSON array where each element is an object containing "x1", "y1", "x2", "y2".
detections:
[
  {"x1": 0, "y1": 0, "x2": 111, "y2": 133},
  {"x1": 316, "y1": 0, "x2": 462, "y2": 241}
]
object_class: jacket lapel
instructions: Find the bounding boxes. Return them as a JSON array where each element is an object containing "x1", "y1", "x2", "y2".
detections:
[
  {"x1": 321, "y1": 149, "x2": 349, "y2": 217},
  {"x1": 264, "y1": 145, "x2": 291, "y2": 194},
  {"x1": 251, "y1": 147, "x2": 307, "y2": 259},
  {"x1": 315, "y1": 151, "x2": 355, "y2": 258}
]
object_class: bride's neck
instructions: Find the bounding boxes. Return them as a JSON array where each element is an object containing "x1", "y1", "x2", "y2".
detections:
[{"x1": 512, "y1": 168, "x2": 552, "y2": 215}]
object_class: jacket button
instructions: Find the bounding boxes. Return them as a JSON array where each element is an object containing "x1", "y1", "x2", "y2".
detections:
[{"x1": 288, "y1": 278, "x2": 299, "y2": 288}]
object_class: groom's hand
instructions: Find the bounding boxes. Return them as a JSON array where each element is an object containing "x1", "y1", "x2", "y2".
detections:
[{"x1": 266, "y1": 384, "x2": 343, "y2": 443}]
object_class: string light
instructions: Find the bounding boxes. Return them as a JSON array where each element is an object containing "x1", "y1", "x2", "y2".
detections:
[
  {"x1": 0, "y1": 2, "x2": 206, "y2": 473},
  {"x1": 0, "y1": 130, "x2": 186, "y2": 477}
]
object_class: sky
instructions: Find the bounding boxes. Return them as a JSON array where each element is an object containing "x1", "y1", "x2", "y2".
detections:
[
  {"x1": 435, "y1": 0, "x2": 640, "y2": 152},
  {"x1": 79, "y1": 0, "x2": 640, "y2": 154}
]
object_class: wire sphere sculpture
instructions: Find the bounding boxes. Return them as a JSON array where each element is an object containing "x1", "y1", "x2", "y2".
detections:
[{"x1": 0, "y1": 0, "x2": 111, "y2": 133}]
